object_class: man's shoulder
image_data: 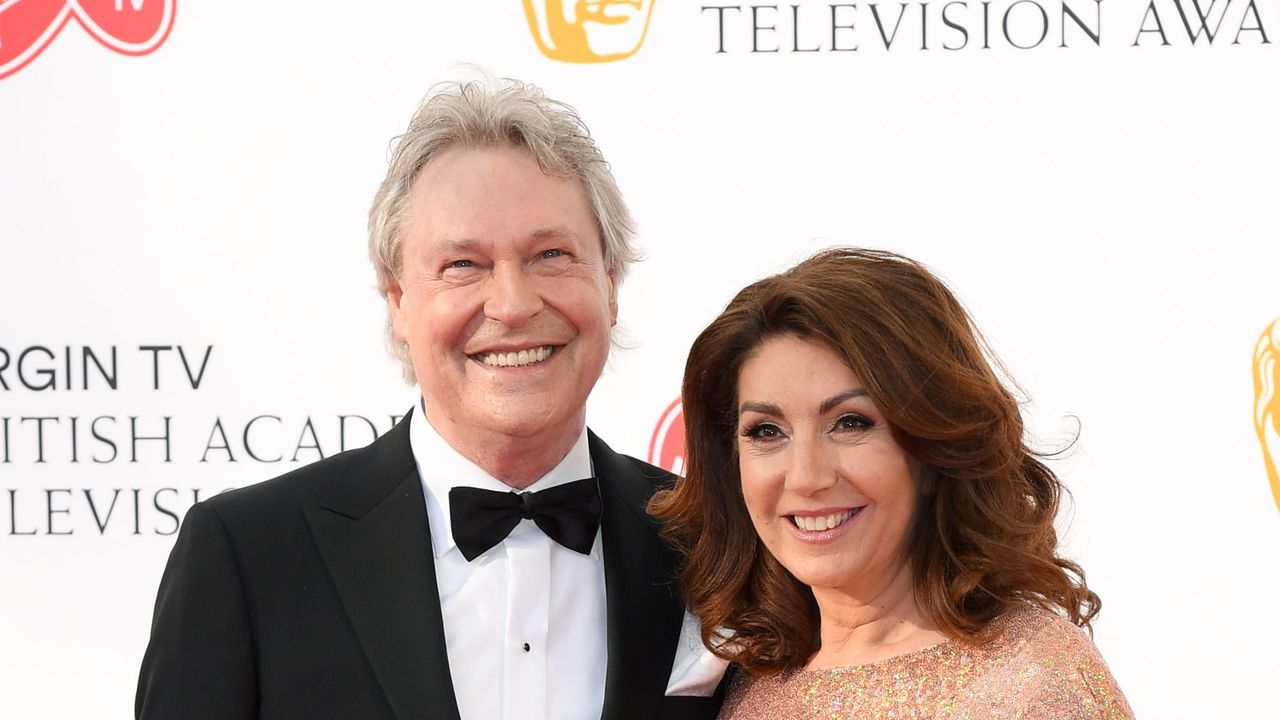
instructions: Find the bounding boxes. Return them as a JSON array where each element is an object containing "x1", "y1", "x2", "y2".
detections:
[
  {"x1": 203, "y1": 422, "x2": 410, "y2": 522},
  {"x1": 588, "y1": 432, "x2": 679, "y2": 542},
  {"x1": 588, "y1": 430, "x2": 674, "y2": 486},
  {"x1": 618, "y1": 452, "x2": 676, "y2": 487},
  {"x1": 205, "y1": 447, "x2": 353, "y2": 509}
]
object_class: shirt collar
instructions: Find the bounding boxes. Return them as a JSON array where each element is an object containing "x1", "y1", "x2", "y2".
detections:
[{"x1": 409, "y1": 398, "x2": 594, "y2": 559}]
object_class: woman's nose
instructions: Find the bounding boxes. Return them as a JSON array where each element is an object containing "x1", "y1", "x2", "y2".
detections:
[{"x1": 783, "y1": 435, "x2": 838, "y2": 497}]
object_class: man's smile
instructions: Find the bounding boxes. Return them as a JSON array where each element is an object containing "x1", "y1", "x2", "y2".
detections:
[{"x1": 471, "y1": 345, "x2": 559, "y2": 368}]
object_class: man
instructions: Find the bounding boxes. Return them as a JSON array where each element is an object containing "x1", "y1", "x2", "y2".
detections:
[{"x1": 136, "y1": 78, "x2": 727, "y2": 720}]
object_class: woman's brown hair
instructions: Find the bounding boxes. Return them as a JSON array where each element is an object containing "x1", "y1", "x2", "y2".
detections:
[{"x1": 649, "y1": 248, "x2": 1099, "y2": 677}]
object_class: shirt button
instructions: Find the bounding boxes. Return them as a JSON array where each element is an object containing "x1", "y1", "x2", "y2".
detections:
[{"x1": 522, "y1": 643, "x2": 531, "y2": 653}]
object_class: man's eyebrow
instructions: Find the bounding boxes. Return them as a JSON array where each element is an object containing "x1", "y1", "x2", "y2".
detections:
[
  {"x1": 529, "y1": 226, "x2": 583, "y2": 243},
  {"x1": 820, "y1": 388, "x2": 869, "y2": 415},
  {"x1": 437, "y1": 237, "x2": 482, "y2": 253},
  {"x1": 433, "y1": 228, "x2": 583, "y2": 253}
]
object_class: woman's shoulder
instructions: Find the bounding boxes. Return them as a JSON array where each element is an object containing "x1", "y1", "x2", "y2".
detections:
[
  {"x1": 717, "y1": 667, "x2": 802, "y2": 720},
  {"x1": 977, "y1": 604, "x2": 1134, "y2": 719},
  {"x1": 986, "y1": 604, "x2": 1092, "y2": 650},
  {"x1": 987, "y1": 604, "x2": 1110, "y2": 668}
]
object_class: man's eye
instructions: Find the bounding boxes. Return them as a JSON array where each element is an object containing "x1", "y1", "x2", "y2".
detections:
[
  {"x1": 444, "y1": 259, "x2": 475, "y2": 270},
  {"x1": 540, "y1": 248, "x2": 565, "y2": 259},
  {"x1": 834, "y1": 413, "x2": 872, "y2": 432}
]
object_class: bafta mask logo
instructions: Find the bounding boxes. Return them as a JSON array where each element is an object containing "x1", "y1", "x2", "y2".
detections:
[
  {"x1": 1255, "y1": 318, "x2": 1280, "y2": 515},
  {"x1": 522, "y1": 0, "x2": 656, "y2": 63}
]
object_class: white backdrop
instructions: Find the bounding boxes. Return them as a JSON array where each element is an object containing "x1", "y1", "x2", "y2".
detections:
[{"x1": 2, "y1": 1, "x2": 1278, "y2": 717}]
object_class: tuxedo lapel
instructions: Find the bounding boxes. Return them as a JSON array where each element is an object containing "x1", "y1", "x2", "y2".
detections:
[
  {"x1": 304, "y1": 415, "x2": 462, "y2": 720},
  {"x1": 590, "y1": 431, "x2": 687, "y2": 720}
]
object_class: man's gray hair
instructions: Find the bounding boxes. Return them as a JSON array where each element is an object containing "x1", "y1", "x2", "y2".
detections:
[{"x1": 368, "y1": 76, "x2": 639, "y2": 383}]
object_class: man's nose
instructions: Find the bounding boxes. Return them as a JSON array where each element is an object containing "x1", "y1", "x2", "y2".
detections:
[
  {"x1": 783, "y1": 435, "x2": 838, "y2": 497},
  {"x1": 484, "y1": 264, "x2": 544, "y2": 328}
]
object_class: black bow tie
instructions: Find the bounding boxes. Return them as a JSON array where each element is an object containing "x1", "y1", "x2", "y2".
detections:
[{"x1": 448, "y1": 478, "x2": 602, "y2": 562}]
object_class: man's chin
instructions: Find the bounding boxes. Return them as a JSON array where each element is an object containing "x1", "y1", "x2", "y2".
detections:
[{"x1": 475, "y1": 406, "x2": 585, "y2": 442}]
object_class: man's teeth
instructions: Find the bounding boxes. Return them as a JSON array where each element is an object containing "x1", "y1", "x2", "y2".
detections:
[
  {"x1": 478, "y1": 346, "x2": 554, "y2": 368},
  {"x1": 790, "y1": 509, "x2": 859, "y2": 532}
]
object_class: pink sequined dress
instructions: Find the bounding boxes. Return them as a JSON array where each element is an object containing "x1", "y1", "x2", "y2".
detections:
[{"x1": 718, "y1": 605, "x2": 1133, "y2": 719}]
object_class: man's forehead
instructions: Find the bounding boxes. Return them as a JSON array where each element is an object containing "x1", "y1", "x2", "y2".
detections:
[
  {"x1": 412, "y1": 142, "x2": 564, "y2": 187},
  {"x1": 402, "y1": 144, "x2": 604, "y2": 258}
]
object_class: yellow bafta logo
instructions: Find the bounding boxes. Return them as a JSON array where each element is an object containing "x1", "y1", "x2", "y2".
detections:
[
  {"x1": 1255, "y1": 317, "x2": 1280, "y2": 514},
  {"x1": 522, "y1": 1, "x2": 656, "y2": 63}
]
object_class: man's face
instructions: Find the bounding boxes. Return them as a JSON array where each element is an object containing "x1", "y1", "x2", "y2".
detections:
[{"x1": 388, "y1": 145, "x2": 617, "y2": 453}]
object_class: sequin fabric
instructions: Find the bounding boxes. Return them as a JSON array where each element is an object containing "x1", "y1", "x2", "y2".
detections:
[{"x1": 718, "y1": 605, "x2": 1133, "y2": 719}]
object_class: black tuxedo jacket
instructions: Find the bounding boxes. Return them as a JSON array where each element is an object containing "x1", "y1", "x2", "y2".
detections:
[{"x1": 136, "y1": 415, "x2": 722, "y2": 720}]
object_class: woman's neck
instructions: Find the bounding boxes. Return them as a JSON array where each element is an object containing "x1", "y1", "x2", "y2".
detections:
[{"x1": 806, "y1": 563, "x2": 947, "y2": 670}]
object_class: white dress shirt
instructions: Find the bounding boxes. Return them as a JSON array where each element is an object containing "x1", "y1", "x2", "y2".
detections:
[{"x1": 410, "y1": 407, "x2": 607, "y2": 720}]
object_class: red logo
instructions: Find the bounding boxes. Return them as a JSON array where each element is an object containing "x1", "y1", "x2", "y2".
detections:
[
  {"x1": 648, "y1": 397, "x2": 686, "y2": 476},
  {"x1": 0, "y1": 0, "x2": 176, "y2": 80}
]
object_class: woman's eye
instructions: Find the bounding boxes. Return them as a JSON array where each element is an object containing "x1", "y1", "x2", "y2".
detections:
[
  {"x1": 744, "y1": 422, "x2": 783, "y2": 440},
  {"x1": 834, "y1": 413, "x2": 872, "y2": 432}
]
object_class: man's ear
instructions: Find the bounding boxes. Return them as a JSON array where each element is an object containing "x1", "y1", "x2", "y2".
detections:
[
  {"x1": 606, "y1": 268, "x2": 619, "y2": 327},
  {"x1": 387, "y1": 279, "x2": 409, "y2": 342}
]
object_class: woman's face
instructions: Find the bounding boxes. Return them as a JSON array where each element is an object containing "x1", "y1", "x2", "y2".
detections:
[{"x1": 736, "y1": 334, "x2": 922, "y2": 597}]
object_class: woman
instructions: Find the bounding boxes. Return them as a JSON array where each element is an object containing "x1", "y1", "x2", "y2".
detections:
[{"x1": 651, "y1": 248, "x2": 1132, "y2": 718}]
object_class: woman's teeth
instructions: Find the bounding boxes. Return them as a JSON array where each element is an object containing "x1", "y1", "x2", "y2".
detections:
[
  {"x1": 477, "y1": 346, "x2": 554, "y2": 367},
  {"x1": 789, "y1": 509, "x2": 859, "y2": 532}
]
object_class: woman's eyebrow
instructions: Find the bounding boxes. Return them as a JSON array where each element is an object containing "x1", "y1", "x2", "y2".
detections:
[
  {"x1": 738, "y1": 401, "x2": 782, "y2": 416},
  {"x1": 819, "y1": 388, "x2": 868, "y2": 415}
]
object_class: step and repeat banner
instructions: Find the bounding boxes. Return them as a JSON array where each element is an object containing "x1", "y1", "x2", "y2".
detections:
[{"x1": 3, "y1": 1, "x2": 1278, "y2": 717}]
